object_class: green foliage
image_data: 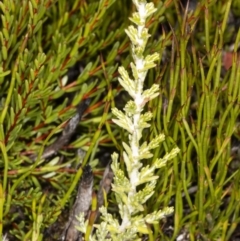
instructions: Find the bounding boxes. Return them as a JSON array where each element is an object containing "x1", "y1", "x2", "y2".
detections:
[
  {"x1": 0, "y1": 0, "x2": 130, "y2": 239},
  {"x1": 1, "y1": 0, "x2": 240, "y2": 240},
  {"x1": 143, "y1": 0, "x2": 240, "y2": 240}
]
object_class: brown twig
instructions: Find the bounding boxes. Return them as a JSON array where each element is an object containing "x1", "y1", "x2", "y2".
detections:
[
  {"x1": 30, "y1": 99, "x2": 90, "y2": 162},
  {"x1": 61, "y1": 165, "x2": 93, "y2": 241}
]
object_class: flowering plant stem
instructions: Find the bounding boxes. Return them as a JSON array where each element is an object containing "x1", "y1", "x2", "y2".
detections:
[{"x1": 77, "y1": 1, "x2": 180, "y2": 240}]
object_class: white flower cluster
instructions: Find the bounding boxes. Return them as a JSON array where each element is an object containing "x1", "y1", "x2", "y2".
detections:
[{"x1": 77, "y1": 1, "x2": 180, "y2": 240}]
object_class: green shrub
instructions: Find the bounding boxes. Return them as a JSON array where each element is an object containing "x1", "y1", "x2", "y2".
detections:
[{"x1": 0, "y1": 0, "x2": 240, "y2": 240}]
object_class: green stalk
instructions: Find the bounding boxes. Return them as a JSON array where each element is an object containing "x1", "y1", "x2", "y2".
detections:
[
  {"x1": 221, "y1": 0, "x2": 232, "y2": 34},
  {"x1": 204, "y1": 1, "x2": 210, "y2": 54}
]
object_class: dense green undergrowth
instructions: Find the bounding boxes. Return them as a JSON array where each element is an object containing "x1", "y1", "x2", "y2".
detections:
[{"x1": 0, "y1": 0, "x2": 240, "y2": 240}]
